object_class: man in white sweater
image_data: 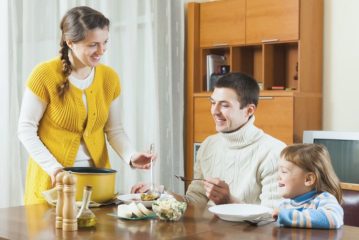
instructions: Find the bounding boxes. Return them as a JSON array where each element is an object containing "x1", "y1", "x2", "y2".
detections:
[{"x1": 185, "y1": 72, "x2": 286, "y2": 208}]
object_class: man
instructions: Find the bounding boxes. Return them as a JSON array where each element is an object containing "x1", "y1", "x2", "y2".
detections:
[{"x1": 185, "y1": 72, "x2": 285, "y2": 208}]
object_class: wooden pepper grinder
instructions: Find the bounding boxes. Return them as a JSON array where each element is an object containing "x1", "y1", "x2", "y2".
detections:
[
  {"x1": 62, "y1": 172, "x2": 78, "y2": 231},
  {"x1": 55, "y1": 172, "x2": 65, "y2": 229}
]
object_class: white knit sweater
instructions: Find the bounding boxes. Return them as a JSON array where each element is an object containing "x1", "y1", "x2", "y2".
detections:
[{"x1": 186, "y1": 116, "x2": 286, "y2": 209}]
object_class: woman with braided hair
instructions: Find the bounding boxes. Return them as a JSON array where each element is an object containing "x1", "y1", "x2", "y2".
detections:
[{"x1": 18, "y1": 6, "x2": 154, "y2": 204}]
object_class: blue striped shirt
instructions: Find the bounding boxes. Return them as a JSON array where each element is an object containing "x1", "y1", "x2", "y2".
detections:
[{"x1": 278, "y1": 190, "x2": 343, "y2": 229}]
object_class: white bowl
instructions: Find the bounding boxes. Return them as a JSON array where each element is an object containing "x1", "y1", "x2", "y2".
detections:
[{"x1": 117, "y1": 193, "x2": 160, "y2": 208}]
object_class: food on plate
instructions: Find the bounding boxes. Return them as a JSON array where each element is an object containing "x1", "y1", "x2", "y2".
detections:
[
  {"x1": 152, "y1": 196, "x2": 187, "y2": 221},
  {"x1": 128, "y1": 202, "x2": 145, "y2": 217},
  {"x1": 117, "y1": 205, "x2": 132, "y2": 218},
  {"x1": 117, "y1": 202, "x2": 154, "y2": 218},
  {"x1": 137, "y1": 202, "x2": 153, "y2": 216},
  {"x1": 141, "y1": 192, "x2": 160, "y2": 201}
]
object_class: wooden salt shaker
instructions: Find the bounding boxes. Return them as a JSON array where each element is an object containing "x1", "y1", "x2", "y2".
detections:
[
  {"x1": 62, "y1": 172, "x2": 78, "y2": 231},
  {"x1": 55, "y1": 172, "x2": 65, "y2": 229}
]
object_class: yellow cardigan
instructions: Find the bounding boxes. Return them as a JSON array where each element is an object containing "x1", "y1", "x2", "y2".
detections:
[{"x1": 24, "y1": 57, "x2": 120, "y2": 204}]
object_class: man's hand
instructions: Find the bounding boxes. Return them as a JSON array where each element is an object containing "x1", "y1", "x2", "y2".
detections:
[
  {"x1": 130, "y1": 152, "x2": 156, "y2": 169},
  {"x1": 203, "y1": 177, "x2": 231, "y2": 205}
]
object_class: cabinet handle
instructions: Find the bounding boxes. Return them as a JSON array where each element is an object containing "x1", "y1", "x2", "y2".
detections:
[
  {"x1": 212, "y1": 43, "x2": 228, "y2": 47},
  {"x1": 259, "y1": 96, "x2": 274, "y2": 100},
  {"x1": 261, "y1": 39, "x2": 279, "y2": 43}
]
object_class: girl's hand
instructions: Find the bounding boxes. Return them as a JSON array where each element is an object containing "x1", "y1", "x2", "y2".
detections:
[
  {"x1": 130, "y1": 152, "x2": 156, "y2": 169},
  {"x1": 272, "y1": 208, "x2": 279, "y2": 220}
]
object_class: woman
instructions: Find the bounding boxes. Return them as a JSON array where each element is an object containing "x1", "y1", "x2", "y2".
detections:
[{"x1": 18, "y1": 6, "x2": 153, "y2": 205}]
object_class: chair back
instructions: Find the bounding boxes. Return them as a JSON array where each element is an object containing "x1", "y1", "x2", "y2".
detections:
[{"x1": 342, "y1": 189, "x2": 359, "y2": 227}]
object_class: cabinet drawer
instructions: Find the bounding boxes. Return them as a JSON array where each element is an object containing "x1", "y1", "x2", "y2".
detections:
[
  {"x1": 255, "y1": 96, "x2": 294, "y2": 144},
  {"x1": 200, "y1": 0, "x2": 245, "y2": 47},
  {"x1": 194, "y1": 97, "x2": 216, "y2": 142},
  {"x1": 246, "y1": 0, "x2": 299, "y2": 44}
]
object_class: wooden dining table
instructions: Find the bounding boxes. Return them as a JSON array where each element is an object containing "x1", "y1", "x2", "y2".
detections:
[{"x1": 0, "y1": 202, "x2": 357, "y2": 239}]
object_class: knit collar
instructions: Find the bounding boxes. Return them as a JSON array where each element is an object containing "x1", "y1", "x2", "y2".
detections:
[
  {"x1": 290, "y1": 190, "x2": 318, "y2": 206},
  {"x1": 218, "y1": 116, "x2": 264, "y2": 149}
]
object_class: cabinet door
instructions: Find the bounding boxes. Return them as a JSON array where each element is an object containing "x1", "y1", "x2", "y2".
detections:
[
  {"x1": 255, "y1": 96, "x2": 293, "y2": 144},
  {"x1": 200, "y1": 0, "x2": 245, "y2": 47},
  {"x1": 246, "y1": 0, "x2": 299, "y2": 44},
  {"x1": 194, "y1": 97, "x2": 216, "y2": 142}
]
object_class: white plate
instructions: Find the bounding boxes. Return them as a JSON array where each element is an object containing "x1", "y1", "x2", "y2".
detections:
[
  {"x1": 117, "y1": 193, "x2": 158, "y2": 207},
  {"x1": 208, "y1": 204, "x2": 273, "y2": 222}
]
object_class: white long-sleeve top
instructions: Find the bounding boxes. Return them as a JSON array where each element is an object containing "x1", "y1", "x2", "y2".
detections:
[{"x1": 18, "y1": 68, "x2": 136, "y2": 177}]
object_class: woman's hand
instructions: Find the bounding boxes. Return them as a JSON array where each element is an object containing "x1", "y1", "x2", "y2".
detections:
[
  {"x1": 50, "y1": 168, "x2": 63, "y2": 187},
  {"x1": 130, "y1": 152, "x2": 156, "y2": 169},
  {"x1": 203, "y1": 177, "x2": 231, "y2": 205},
  {"x1": 131, "y1": 182, "x2": 150, "y2": 193}
]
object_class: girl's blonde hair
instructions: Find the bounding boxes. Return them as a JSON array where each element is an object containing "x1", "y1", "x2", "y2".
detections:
[{"x1": 280, "y1": 143, "x2": 342, "y2": 203}]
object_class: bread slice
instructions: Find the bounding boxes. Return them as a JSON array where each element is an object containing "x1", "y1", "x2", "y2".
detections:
[
  {"x1": 128, "y1": 202, "x2": 144, "y2": 217},
  {"x1": 117, "y1": 204, "x2": 132, "y2": 218},
  {"x1": 137, "y1": 202, "x2": 153, "y2": 216}
]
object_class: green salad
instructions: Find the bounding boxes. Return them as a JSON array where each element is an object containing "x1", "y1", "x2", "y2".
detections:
[{"x1": 152, "y1": 196, "x2": 187, "y2": 221}]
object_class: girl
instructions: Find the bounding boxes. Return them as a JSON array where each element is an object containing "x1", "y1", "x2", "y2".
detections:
[
  {"x1": 274, "y1": 144, "x2": 343, "y2": 229},
  {"x1": 18, "y1": 6, "x2": 153, "y2": 204}
]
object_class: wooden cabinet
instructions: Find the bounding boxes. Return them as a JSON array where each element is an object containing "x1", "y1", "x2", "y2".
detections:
[
  {"x1": 246, "y1": 0, "x2": 299, "y2": 44},
  {"x1": 255, "y1": 96, "x2": 294, "y2": 144},
  {"x1": 186, "y1": 0, "x2": 323, "y2": 181},
  {"x1": 200, "y1": 0, "x2": 246, "y2": 47},
  {"x1": 194, "y1": 97, "x2": 215, "y2": 142}
]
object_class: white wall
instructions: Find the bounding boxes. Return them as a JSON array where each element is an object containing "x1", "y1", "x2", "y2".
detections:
[{"x1": 323, "y1": 0, "x2": 359, "y2": 131}]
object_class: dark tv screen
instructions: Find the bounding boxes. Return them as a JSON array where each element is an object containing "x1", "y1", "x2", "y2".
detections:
[{"x1": 314, "y1": 139, "x2": 359, "y2": 184}]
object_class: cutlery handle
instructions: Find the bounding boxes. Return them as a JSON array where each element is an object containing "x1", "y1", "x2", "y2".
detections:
[
  {"x1": 183, "y1": 178, "x2": 204, "y2": 182},
  {"x1": 149, "y1": 144, "x2": 155, "y2": 191}
]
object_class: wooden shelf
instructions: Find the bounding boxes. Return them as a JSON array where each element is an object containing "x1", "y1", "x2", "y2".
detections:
[{"x1": 341, "y1": 182, "x2": 359, "y2": 191}]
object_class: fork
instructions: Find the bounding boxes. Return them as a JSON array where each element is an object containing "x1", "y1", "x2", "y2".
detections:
[{"x1": 175, "y1": 175, "x2": 204, "y2": 182}]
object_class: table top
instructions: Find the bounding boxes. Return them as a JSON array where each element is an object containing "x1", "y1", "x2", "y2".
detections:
[{"x1": 0, "y1": 203, "x2": 356, "y2": 240}]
